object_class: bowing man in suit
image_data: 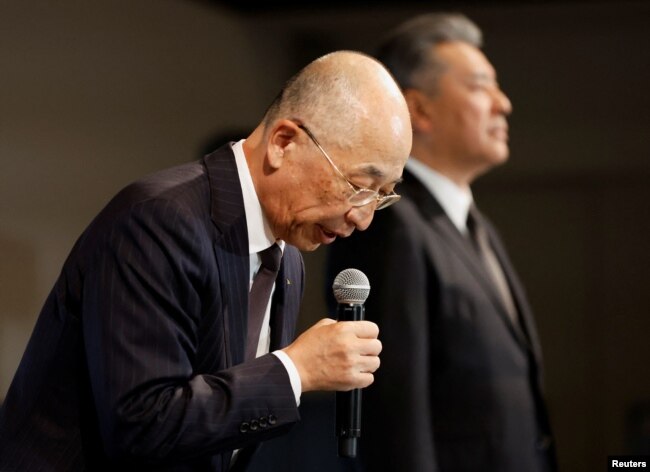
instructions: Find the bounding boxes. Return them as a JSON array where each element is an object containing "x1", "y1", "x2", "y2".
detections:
[
  {"x1": 327, "y1": 14, "x2": 558, "y2": 472},
  {"x1": 0, "y1": 50, "x2": 412, "y2": 471}
]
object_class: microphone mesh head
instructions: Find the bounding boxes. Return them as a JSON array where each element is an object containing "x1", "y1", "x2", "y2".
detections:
[{"x1": 332, "y1": 268, "x2": 370, "y2": 304}]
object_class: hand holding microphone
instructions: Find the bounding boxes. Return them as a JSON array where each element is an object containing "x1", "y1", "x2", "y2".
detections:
[
  {"x1": 332, "y1": 268, "x2": 371, "y2": 458},
  {"x1": 280, "y1": 268, "x2": 379, "y2": 392},
  {"x1": 281, "y1": 269, "x2": 376, "y2": 458}
]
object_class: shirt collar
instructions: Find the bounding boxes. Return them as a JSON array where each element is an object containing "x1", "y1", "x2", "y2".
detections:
[
  {"x1": 232, "y1": 139, "x2": 285, "y2": 254},
  {"x1": 405, "y1": 157, "x2": 473, "y2": 235}
]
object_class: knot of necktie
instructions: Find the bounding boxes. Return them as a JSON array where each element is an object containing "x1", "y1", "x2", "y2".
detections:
[{"x1": 466, "y1": 205, "x2": 484, "y2": 247}]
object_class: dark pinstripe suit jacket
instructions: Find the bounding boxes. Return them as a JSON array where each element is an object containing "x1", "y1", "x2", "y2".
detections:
[
  {"x1": 327, "y1": 169, "x2": 557, "y2": 472},
  {"x1": 0, "y1": 145, "x2": 305, "y2": 471}
]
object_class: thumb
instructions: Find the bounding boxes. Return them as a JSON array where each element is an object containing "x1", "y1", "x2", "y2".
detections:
[{"x1": 314, "y1": 317, "x2": 337, "y2": 327}]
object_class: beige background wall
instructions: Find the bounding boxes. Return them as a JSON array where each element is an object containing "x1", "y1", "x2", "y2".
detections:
[{"x1": 1, "y1": 1, "x2": 649, "y2": 471}]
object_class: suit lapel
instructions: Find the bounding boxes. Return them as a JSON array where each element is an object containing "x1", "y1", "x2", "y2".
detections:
[
  {"x1": 401, "y1": 171, "x2": 531, "y2": 350},
  {"x1": 204, "y1": 145, "x2": 250, "y2": 367}
]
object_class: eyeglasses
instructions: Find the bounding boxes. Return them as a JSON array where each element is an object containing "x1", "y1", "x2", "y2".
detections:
[{"x1": 297, "y1": 124, "x2": 401, "y2": 211}]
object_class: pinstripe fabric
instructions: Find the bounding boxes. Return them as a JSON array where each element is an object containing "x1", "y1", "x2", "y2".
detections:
[{"x1": 0, "y1": 145, "x2": 304, "y2": 471}]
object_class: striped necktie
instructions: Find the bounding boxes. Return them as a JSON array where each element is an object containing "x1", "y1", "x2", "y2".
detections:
[{"x1": 467, "y1": 206, "x2": 518, "y2": 325}]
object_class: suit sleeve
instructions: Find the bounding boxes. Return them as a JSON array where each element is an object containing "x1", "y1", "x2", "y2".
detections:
[
  {"x1": 326, "y1": 202, "x2": 440, "y2": 471},
  {"x1": 81, "y1": 197, "x2": 299, "y2": 463}
]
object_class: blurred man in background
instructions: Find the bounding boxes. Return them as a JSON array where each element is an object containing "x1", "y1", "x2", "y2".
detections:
[{"x1": 328, "y1": 13, "x2": 557, "y2": 472}]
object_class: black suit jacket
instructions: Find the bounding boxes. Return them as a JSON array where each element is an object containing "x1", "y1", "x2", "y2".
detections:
[
  {"x1": 327, "y1": 169, "x2": 556, "y2": 472},
  {"x1": 0, "y1": 145, "x2": 305, "y2": 471}
]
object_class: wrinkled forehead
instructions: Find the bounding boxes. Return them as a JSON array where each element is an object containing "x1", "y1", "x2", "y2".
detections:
[
  {"x1": 329, "y1": 97, "x2": 411, "y2": 183},
  {"x1": 343, "y1": 148, "x2": 408, "y2": 186}
]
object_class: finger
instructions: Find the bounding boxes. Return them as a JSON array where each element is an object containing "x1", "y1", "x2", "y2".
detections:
[
  {"x1": 350, "y1": 320, "x2": 379, "y2": 339},
  {"x1": 358, "y1": 338, "x2": 382, "y2": 356},
  {"x1": 314, "y1": 317, "x2": 337, "y2": 327},
  {"x1": 339, "y1": 372, "x2": 375, "y2": 391},
  {"x1": 358, "y1": 354, "x2": 381, "y2": 374},
  {"x1": 356, "y1": 372, "x2": 375, "y2": 389}
]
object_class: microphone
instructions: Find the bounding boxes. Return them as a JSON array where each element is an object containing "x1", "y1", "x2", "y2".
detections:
[{"x1": 332, "y1": 268, "x2": 371, "y2": 459}]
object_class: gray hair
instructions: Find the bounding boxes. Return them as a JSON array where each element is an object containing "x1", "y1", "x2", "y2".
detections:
[{"x1": 377, "y1": 13, "x2": 483, "y2": 94}]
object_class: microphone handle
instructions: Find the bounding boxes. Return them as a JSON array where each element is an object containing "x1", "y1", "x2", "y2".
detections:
[{"x1": 336, "y1": 302, "x2": 365, "y2": 458}]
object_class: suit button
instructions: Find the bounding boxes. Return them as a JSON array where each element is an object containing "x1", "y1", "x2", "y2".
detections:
[
  {"x1": 536, "y1": 434, "x2": 552, "y2": 451},
  {"x1": 240, "y1": 422, "x2": 250, "y2": 433},
  {"x1": 250, "y1": 419, "x2": 259, "y2": 431},
  {"x1": 259, "y1": 416, "x2": 268, "y2": 428},
  {"x1": 268, "y1": 414, "x2": 277, "y2": 425}
]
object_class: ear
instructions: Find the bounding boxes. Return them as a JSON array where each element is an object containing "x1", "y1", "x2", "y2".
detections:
[
  {"x1": 404, "y1": 88, "x2": 435, "y2": 134},
  {"x1": 266, "y1": 119, "x2": 300, "y2": 170}
]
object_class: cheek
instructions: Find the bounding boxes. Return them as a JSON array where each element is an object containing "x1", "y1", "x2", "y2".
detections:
[
  {"x1": 436, "y1": 103, "x2": 479, "y2": 139},
  {"x1": 292, "y1": 202, "x2": 346, "y2": 229},
  {"x1": 457, "y1": 106, "x2": 490, "y2": 141},
  {"x1": 280, "y1": 164, "x2": 350, "y2": 225},
  {"x1": 286, "y1": 185, "x2": 348, "y2": 229},
  {"x1": 309, "y1": 175, "x2": 348, "y2": 209},
  {"x1": 293, "y1": 160, "x2": 340, "y2": 200}
]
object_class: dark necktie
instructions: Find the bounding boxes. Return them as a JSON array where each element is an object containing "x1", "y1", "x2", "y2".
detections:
[
  {"x1": 467, "y1": 206, "x2": 518, "y2": 325},
  {"x1": 246, "y1": 243, "x2": 282, "y2": 360}
]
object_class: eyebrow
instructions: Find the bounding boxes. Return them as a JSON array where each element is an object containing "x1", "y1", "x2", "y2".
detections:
[
  {"x1": 466, "y1": 71, "x2": 497, "y2": 82},
  {"x1": 360, "y1": 165, "x2": 385, "y2": 178},
  {"x1": 356, "y1": 164, "x2": 404, "y2": 185}
]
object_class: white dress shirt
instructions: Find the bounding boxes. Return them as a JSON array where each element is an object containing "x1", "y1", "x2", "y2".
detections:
[
  {"x1": 406, "y1": 157, "x2": 518, "y2": 323},
  {"x1": 232, "y1": 140, "x2": 301, "y2": 405},
  {"x1": 405, "y1": 157, "x2": 474, "y2": 235}
]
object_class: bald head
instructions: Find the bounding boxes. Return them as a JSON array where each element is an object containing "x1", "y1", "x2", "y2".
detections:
[
  {"x1": 264, "y1": 50, "x2": 411, "y2": 157},
  {"x1": 245, "y1": 50, "x2": 412, "y2": 251}
]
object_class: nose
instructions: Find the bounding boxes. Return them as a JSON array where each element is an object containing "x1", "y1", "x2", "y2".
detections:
[
  {"x1": 492, "y1": 86, "x2": 512, "y2": 116},
  {"x1": 346, "y1": 204, "x2": 375, "y2": 232}
]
